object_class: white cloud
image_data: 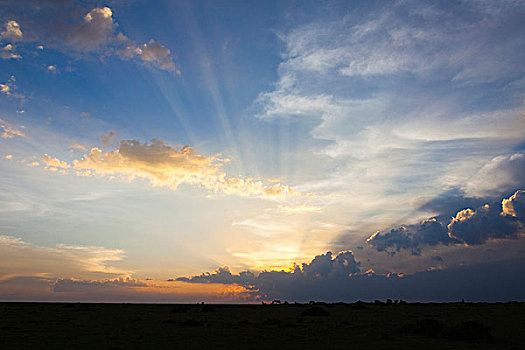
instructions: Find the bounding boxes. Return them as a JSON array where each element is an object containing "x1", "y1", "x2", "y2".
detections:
[
  {"x1": 279, "y1": 2, "x2": 525, "y2": 82},
  {"x1": 65, "y1": 7, "x2": 178, "y2": 72},
  {"x1": 116, "y1": 34, "x2": 179, "y2": 73},
  {"x1": 252, "y1": 1, "x2": 525, "y2": 236},
  {"x1": 1, "y1": 6, "x2": 178, "y2": 72},
  {"x1": 69, "y1": 7, "x2": 115, "y2": 49},
  {"x1": 464, "y1": 152, "x2": 525, "y2": 198}
]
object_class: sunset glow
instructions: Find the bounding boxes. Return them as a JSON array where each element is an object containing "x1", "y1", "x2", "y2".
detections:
[{"x1": 1, "y1": 0, "x2": 524, "y2": 303}]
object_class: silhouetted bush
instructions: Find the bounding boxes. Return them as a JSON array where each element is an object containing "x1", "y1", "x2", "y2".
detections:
[{"x1": 301, "y1": 306, "x2": 330, "y2": 317}]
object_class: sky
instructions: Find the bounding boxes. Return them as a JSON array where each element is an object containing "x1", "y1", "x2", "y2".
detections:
[{"x1": 0, "y1": 0, "x2": 524, "y2": 303}]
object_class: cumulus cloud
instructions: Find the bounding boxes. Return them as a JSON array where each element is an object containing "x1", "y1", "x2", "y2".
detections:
[
  {"x1": 178, "y1": 251, "x2": 360, "y2": 287},
  {"x1": 367, "y1": 190, "x2": 525, "y2": 253},
  {"x1": 367, "y1": 218, "x2": 453, "y2": 256},
  {"x1": 0, "y1": 21, "x2": 23, "y2": 59},
  {"x1": 0, "y1": 75, "x2": 25, "y2": 100},
  {"x1": 0, "y1": 43, "x2": 21, "y2": 59},
  {"x1": 68, "y1": 7, "x2": 114, "y2": 49},
  {"x1": 0, "y1": 5, "x2": 178, "y2": 71},
  {"x1": 0, "y1": 118, "x2": 25, "y2": 139},
  {"x1": 502, "y1": 190, "x2": 525, "y2": 218},
  {"x1": 448, "y1": 200, "x2": 523, "y2": 245},
  {"x1": 1, "y1": 20, "x2": 23, "y2": 41},
  {"x1": 41, "y1": 154, "x2": 70, "y2": 171},
  {"x1": 68, "y1": 7, "x2": 178, "y2": 71},
  {"x1": 43, "y1": 138, "x2": 298, "y2": 197},
  {"x1": 116, "y1": 34, "x2": 179, "y2": 73},
  {"x1": 100, "y1": 130, "x2": 116, "y2": 146},
  {"x1": 177, "y1": 250, "x2": 525, "y2": 302}
]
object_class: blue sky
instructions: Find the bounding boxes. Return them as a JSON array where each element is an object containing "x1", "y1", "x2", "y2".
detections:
[{"x1": 0, "y1": 0, "x2": 524, "y2": 302}]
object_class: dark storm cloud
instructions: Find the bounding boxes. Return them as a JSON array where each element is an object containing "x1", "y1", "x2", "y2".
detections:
[
  {"x1": 176, "y1": 190, "x2": 525, "y2": 302},
  {"x1": 448, "y1": 205, "x2": 521, "y2": 246},
  {"x1": 366, "y1": 218, "x2": 455, "y2": 256},
  {"x1": 367, "y1": 190, "x2": 525, "y2": 254},
  {"x1": 177, "y1": 253, "x2": 525, "y2": 302},
  {"x1": 176, "y1": 267, "x2": 258, "y2": 286},
  {"x1": 178, "y1": 251, "x2": 361, "y2": 287},
  {"x1": 418, "y1": 188, "x2": 488, "y2": 218},
  {"x1": 53, "y1": 277, "x2": 147, "y2": 292}
]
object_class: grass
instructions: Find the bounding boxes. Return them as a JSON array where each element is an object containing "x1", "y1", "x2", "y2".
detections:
[{"x1": 0, "y1": 302, "x2": 524, "y2": 349}]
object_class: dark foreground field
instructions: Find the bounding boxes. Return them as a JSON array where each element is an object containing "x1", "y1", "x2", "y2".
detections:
[{"x1": 0, "y1": 301, "x2": 524, "y2": 349}]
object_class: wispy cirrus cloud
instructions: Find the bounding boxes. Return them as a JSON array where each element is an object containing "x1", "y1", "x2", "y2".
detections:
[
  {"x1": 0, "y1": 234, "x2": 127, "y2": 281},
  {"x1": 253, "y1": 0, "x2": 525, "y2": 239},
  {"x1": 0, "y1": 118, "x2": 25, "y2": 139}
]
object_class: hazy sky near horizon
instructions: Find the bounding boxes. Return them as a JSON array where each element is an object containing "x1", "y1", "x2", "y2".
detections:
[{"x1": 1, "y1": 0, "x2": 524, "y2": 302}]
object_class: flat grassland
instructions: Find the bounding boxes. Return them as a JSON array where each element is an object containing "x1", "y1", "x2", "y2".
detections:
[{"x1": 0, "y1": 302, "x2": 523, "y2": 349}]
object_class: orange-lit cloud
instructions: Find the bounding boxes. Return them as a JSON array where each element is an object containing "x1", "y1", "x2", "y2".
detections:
[
  {"x1": 43, "y1": 138, "x2": 299, "y2": 197},
  {"x1": 1, "y1": 20, "x2": 23, "y2": 41},
  {"x1": 0, "y1": 234, "x2": 127, "y2": 281},
  {"x1": 41, "y1": 154, "x2": 70, "y2": 171},
  {"x1": 0, "y1": 119, "x2": 25, "y2": 139},
  {"x1": 69, "y1": 142, "x2": 87, "y2": 151},
  {"x1": 279, "y1": 205, "x2": 322, "y2": 214}
]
